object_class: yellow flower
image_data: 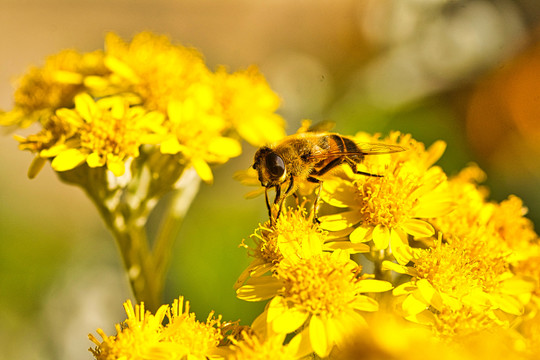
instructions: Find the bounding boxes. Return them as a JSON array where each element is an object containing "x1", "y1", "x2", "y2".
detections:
[
  {"x1": 160, "y1": 297, "x2": 224, "y2": 359},
  {"x1": 214, "y1": 66, "x2": 286, "y2": 146},
  {"x1": 237, "y1": 248, "x2": 392, "y2": 357},
  {"x1": 1, "y1": 49, "x2": 107, "y2": 128},
  {"x1": 89, "y1": 300, "x2": 175, "y2": 360},
  {"x1": 103, "y1": 32, "x2": 211, "y2": 113},
  {"x1": 319, "y1": 132, "x2": 454, "y2": 264},
  {"x1": 336, "y1": 313, "x2": 527, "y2": 360},
  {"x1": 89, "y1": 297, "x2": 226, "y2": 360},
  {"x1": 160, "y1": 99, "x2": 241, "y2": 183},
  {"x1": 227, "y1": 331, "x2": 300, "y2": 360},
  {"x1": 387, "y1": 235, "x2": 535, "y2": 336},
  {"x1": 17, "y1": 92, "x2": 164, "y2": 177},
  {"x1": 234, "y1": 207, "x2": 369, "y2": 291}
]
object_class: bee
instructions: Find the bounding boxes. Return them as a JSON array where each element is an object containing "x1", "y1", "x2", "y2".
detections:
[{"x1": 252, "y1": 132, "x2": 405, "y2": 222}]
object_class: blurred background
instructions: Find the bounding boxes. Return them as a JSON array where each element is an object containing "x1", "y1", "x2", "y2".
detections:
[{"x1": 1, "y1": 0, "x2": 540, "y2": 358}]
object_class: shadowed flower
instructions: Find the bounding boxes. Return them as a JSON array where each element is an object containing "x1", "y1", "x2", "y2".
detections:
[{"x1": 0, "y1": 49, "x2": 107, "y2": 128}]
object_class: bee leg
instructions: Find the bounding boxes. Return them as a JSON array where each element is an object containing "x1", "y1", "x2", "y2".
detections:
[
  {"x1": 311, "y1": 157, "x2": 344, "y2": 177},
  {"x1": 275, "y1": 176, "x2": 295, "y2": 220},
  {"x1": 306, "y1": 176, "x2": 322, "y2": 223},
  {"x1": 265, "y1": 187, "x2": 272, "y2": 220},
  {"x1": 344, "y1": 157, "x2": 383, "y2": 177}
]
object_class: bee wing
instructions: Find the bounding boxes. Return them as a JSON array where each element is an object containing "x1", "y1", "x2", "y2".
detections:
[
  {"x1": 309, "y1": 142, "x2": 406, "y2": 158},
  {"x1": 296, "y1": 120, "x2": 336, "y2": 134},
  {"x1": 353, "y1": 142, "x2": 407, "y2": 155}
]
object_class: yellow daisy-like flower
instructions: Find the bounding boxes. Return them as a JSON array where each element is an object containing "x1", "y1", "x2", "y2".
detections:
[
  {"x1": 160, "y1": 297, "x2": 224, "y2": 359},
  {"x1": 227, "y1": 331, "x2": 299, "y2": 360},
  {"x1": 89, "y1": 297, "x2": 226, "y2": 360},
  {"x1": 102, "y1": 32, "x2": 210, "y2": 113},
  {"x1": 214, "y1": 66, "x2": 286, "y2": 147},
  {"x1": 319, "y1": 132, "x2": 454, "y2": 264},
  {"x1": 237, "y1": 248, "x2": 392, "y2": 358},
  {"x1": 160, "y1": 99, "x2": 241, "y2": 184},
  {"x1": 89, "y1": 300, "x2": 174, "y2": 360},
  {"x1": 17, "y1": 92, "x2": 164, "y2": 177},
  {"x1": 234, "y1": 207, "x2": 369, "y2": 290},
  {"x1": 1, "y1": 49, "x2": 107, "y2": 128},
  {"x1": 386, "y1": 235, "x2": 535, "y2": 336},
  {"x1": 337, "y1": 312, "x2": 527, "y2": 360}
]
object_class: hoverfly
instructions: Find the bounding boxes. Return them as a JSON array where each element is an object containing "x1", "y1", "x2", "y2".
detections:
[{"x1": 252, "y1": 131, "x2": 405, "y2": 222}]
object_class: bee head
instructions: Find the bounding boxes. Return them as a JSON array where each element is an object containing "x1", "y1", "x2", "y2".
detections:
[{"x1": 253, "y1": 146, "x2": 287, "y2": 187}]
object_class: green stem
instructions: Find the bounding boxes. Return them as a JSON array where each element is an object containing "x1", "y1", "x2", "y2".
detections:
[
  {"x1": 86, "y1": 187, "x2": 161, "y2": 311},
  {"x1": 152, "y1": 169, "x2": 201, "y2": 297}
]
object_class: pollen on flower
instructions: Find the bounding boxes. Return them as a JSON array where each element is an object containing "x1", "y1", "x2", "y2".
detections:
[
  {"x1": 249, "y1": 207, "x2": 327, "y2": 265},
  {"x1": 353, "y1": 166, "x2": 418, "y2": 229},
  {"x1": 160, "y1": 297, "x2": 224, "y2": 358},
  {"x1": 6, "y1": 49, "x2": 107, "y2": 127},
  {"x1": 414, "y1": 237, "x2": 507, "y2": 299},
  {"x1": 276, "y1": 252, "x2": 360, "y2": 316},
  {"x1": 89, "y1": 298, "x2": 227, "y2": 360},
  {"x1": 229, "y1": 332, "x2": 295, "y2": 360},
  {"x1": 434, "y1": 304, "x2": 500, "y2": 338}
]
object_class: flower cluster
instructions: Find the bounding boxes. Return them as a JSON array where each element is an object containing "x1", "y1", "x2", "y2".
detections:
[
  {"x1": 86, "y1": 124, "x2": 540, "y2": 359},
  {"x1": 89, "y1": 297, "x2": 227, "y2": 360},
  {"x1": 6, "y1": 32, "x2": 539, "y2": 360},
  {"x1": 230, "y1": 129, "x2": 540, "y2": 358},
  {"x1": 1, "y1": 31, "x2": 285, "y2": 182}
]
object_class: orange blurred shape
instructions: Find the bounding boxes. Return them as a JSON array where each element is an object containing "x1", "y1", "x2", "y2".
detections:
[{"x1": 467, "y1": 35, "x2": 540, "y2": 165}]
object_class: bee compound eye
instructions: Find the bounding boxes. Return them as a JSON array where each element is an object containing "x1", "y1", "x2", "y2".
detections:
[{"x1": 265, "y1": 152, "x2": 285, "y2": 178}]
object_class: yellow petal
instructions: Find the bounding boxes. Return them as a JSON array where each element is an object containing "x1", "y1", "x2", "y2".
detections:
[
  {"x1": 74, "y1": 93, "x2": 97, "y2": 123},
  {"x1": 288, "y1": 328, "x2": 316, "y2": 359},
  {"x1": 382, "y1": 261, "x2": 416, "y2": 276},
  {"x1": 318, "y1": 211, "x2": 362, "y2": 231},
  {"x1": 412, "y1": 194, "x2": 455, "y2": 218},
  {"x1": 372, "y1": 225, "x2": 390, "y2": 250},
  {"x1": 350, "y1": 295, "x2": 379, "y2": 312},
  {"x1": 104, "y1": 56, "x2": 140, "y2": 83},
  {"x1": 309, "y1": 315, "x2": 330, "y2": 358},
  {"x1": 425, "y1": 140, "x2": 447, "y2": 167},
  {"x1": 51, "y1": 148, "x2": 87, "y2": 172},
  {"x1": 236, "y1": 277, "x2": 282, "y2": 302},
  {"x1": 356, "y1": 279, "x2": 393, "y2": 293},
  {"x1": 390, "y1": 228, "x2": 413, "y2": 265},
  {"x1": 405, "y1": 310, "x2": 437, "y2": 326},
  {"x1": 268, "y1": 298, "x2": 309, "y2": 334},
  {"x1": 55, "y1": 108, "x2": 83, "y2": 127},
  {"x1": 401, "y1": 219, "x2": 434, "y2": 238},
  {"x1": 160, "y1": 136, "x2": 183, "y2": 154},
  {"x1": 490, "y1": 294, "x2": 524, "y2": 315},
  {"x1": 500, "y1": 276, "x2": 536, "y2": 295},
  {"x1": 86, "y1": 152, "x2": 105, "y2": 168},
  {"x1": 416, "y1": 279, "x2": 443, "y2": 311},
  {"x1": 320, "y1": 180, "x2": 356, "y2": 208},
  {"x1": 107, "y1": 158, "x2": 126, "y2": 176},
  {"x1": 349, "y1": 226, "x2": 373, "y2": 243},
  {"x1": 27, "y1": 156, "x2": 47, "y2": 179},
  {"x1": 393, "y1": 282, "x2": 417, "y2": 296},
  {"x1": 323, "y1": 241, "x2": 370, "y2": 254},
  {"x1": 402, "y1": 294, "x2": 427, "y2": 316},
  {"x1": 208, "y1": 136, "x2": 242, "y2": 158},
  {"x1": 191, "y1": 157, "x2": 213, "y2": 184}
]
